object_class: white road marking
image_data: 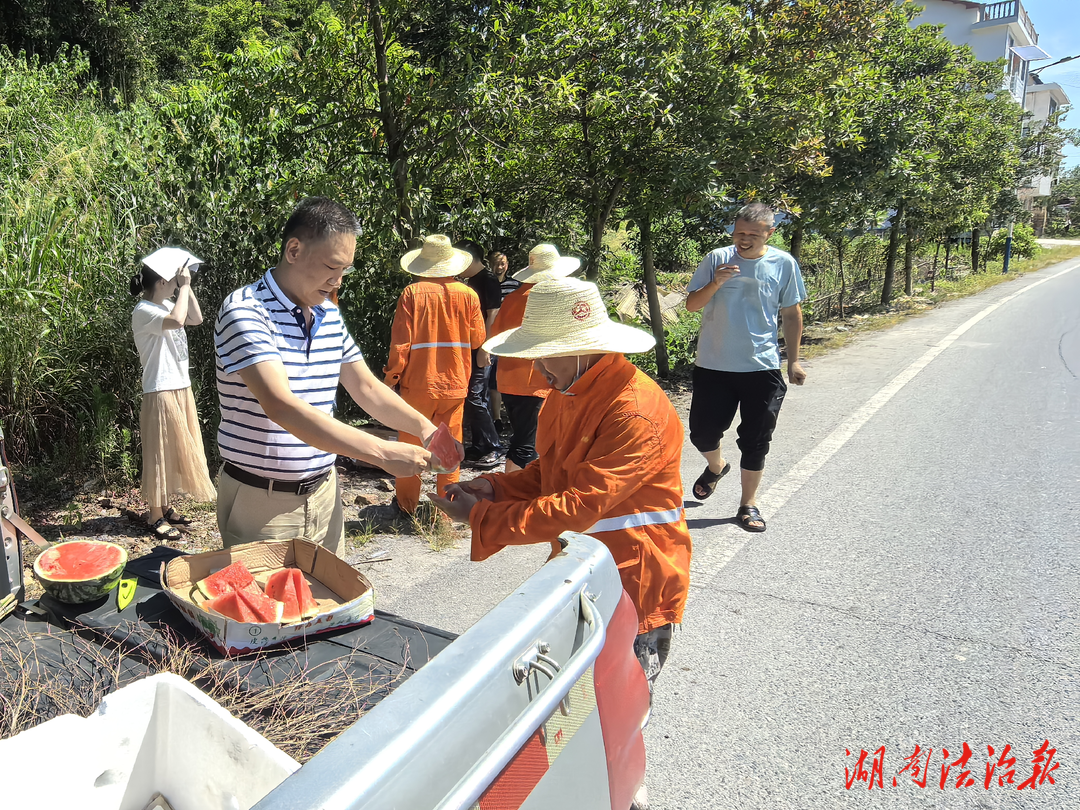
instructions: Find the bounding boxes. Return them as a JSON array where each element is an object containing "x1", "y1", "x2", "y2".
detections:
[{"x1": 690, "y1": 260, "x2": 1080, "y2": 581}]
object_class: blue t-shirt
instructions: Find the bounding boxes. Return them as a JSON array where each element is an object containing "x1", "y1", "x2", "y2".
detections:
[{"x1": 687, "y1": 245, "x2": 806, "y2": 372}]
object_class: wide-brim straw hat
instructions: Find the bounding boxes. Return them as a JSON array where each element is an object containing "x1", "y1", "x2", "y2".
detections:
[
  {"x1": 400, "y1": 234, "x2": 474, "y2": 278},
  {"x1": 513, "y1": 243, "x2": 581, "y2": 282},
  {"x1": 484, "y1": 276, "x2": 656, "y2": 359}
]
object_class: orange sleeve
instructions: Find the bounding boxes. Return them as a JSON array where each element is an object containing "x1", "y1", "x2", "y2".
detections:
[
  {"x1": 383, "y1": 289, "x2": 413, "y2": 387},
  {"x1": 470, "y1": 294, "x2": 487, "y2": 349},
  {"x1": 469, "y1": 414, "x2": 664, "y2": 561},
  {"x1": 480, "y1": 461, "x2": 544, "y2": 503}
]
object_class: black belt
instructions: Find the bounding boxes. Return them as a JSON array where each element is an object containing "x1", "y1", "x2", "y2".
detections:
[{"x1": 223, "y1": 462, "x2": 332, "y2": 496}]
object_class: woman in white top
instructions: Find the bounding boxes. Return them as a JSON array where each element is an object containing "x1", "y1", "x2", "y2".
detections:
[{"x1": 130, "y1": 256, "x2": 216, "y2": 541}]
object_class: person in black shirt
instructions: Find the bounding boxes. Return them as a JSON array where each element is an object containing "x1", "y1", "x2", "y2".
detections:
[
  {"x1": 488, "y1": 250, "x2": 518, "y2": 432},
  {"x1": 455, "y1": 239, "x2": 504, "y2": 469}
]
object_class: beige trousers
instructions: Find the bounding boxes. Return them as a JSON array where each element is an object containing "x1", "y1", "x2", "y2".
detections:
[{"x1": 216, "y1": 466, "x2": 344, "y2": 557}]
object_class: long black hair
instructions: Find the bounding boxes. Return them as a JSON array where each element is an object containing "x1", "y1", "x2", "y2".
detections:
[{"x1": 129, "y1": 266, "x2": 163, "y2": 297}]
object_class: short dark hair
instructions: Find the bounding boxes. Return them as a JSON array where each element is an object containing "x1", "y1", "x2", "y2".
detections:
[
  {"x1": 280, "y1": 197, "x2": 362, "y2": 256},
  {"x1": 735, "y1": 203, "x2": 776, "y2": 228},
  {"x1": 453, "y1": 239, "x2": 486, "y2": 263}
]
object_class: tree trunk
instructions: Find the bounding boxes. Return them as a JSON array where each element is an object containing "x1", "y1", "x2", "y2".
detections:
[
  {"x1": 639, "y1": 215, "x2": 669, "y2": 378},
  {"x1": 904, "y1": 227, "x2": 914, "y2": 296},
  {"x1": 370, "y1": 4, "x2": 415, "y2": 246},
  {"x1": 944, "y1": 238, "x2": 952, "y2": 280},
  {"x1": 970, "y1": 226, "x2": 981, "y2": 274},
  {"x1": 789, "y1": 220, "x2": 805, "y2": 262},
  {"x1": 881, "y1": 201, "x2": 905, "y2": 306}
]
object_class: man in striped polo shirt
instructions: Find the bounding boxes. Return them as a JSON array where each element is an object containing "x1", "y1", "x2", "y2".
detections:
[{"x1": 215, "y1": 197, "x2": 439, "y2": 555}]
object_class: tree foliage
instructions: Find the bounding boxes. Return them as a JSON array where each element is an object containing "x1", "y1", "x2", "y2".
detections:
[{"x1": 0, "y1": 0, "x2": 1069, "y2": 469}]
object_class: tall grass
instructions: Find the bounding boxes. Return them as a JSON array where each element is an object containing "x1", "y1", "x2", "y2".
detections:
[{"x1": 0, "y1": 48, "x2": 145, "y2": 475}]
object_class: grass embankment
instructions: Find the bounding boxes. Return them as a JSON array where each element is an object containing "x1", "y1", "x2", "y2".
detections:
[{"x1": 799, "y1": 244, "x2": 1080, "y2": 360}]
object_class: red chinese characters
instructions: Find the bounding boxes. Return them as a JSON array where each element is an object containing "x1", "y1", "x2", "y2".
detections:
[{"x1": 843, "y1": 741, "x2": 1061, "y2": 791}]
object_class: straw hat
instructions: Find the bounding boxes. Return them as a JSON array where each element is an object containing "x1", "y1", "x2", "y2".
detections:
[
  {"x1": 484, "y1": 276, "x2": 656, "y2": 359},
  {"x1": 400, "y1": 234, "x2": 474, "y2": 278},
  {"x1": 512, "y1": 244, "x2": 581, "y2": 283}
]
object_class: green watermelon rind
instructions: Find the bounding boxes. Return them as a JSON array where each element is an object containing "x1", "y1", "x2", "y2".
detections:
[{"x1": 33, "y1": 541, "x2": 128, "y2": 604}]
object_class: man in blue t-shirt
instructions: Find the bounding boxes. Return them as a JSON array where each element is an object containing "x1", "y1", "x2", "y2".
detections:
[{"x1": 685, "y1": 203, "x2": 807, "y2": 532}]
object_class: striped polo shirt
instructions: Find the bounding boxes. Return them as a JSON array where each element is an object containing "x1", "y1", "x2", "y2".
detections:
[{"x1": 215, "y1": 270, "x2": 362, "y2": 481}]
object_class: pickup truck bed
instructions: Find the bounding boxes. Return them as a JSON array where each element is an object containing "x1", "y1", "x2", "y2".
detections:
[{"x1": 0, "y1": 545, "x2": 455, "y2": 712}]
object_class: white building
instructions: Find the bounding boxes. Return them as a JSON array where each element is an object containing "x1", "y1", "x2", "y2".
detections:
[
  {"x1": 906, "y1": 1, "x2": 1069, "y2": 232},
  {"x1": 1022, "y1": 77, "x2": 1070, "y2": 197},
  {"x1": 905, "y1": 0, "x2": 1049, "y2": 103}
]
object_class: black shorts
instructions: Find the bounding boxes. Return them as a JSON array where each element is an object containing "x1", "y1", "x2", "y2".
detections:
[{"x1": 688, "y1": 367, "x2": 787, "y2": 472}]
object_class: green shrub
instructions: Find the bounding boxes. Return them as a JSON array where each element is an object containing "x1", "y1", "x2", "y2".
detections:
[
  {"x1": 629, "y1": 309, "x2": 700, "y2": 376},
  {"x1": 986, "y1": 222, "x2": 1041, "y2": 261}
]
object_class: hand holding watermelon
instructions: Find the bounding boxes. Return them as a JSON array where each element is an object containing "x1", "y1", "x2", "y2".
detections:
[{"x1": 425, "y1": 422, "x2": 464, "y2": 474}]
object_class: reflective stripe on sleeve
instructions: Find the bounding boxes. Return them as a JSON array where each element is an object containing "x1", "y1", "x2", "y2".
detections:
[
  {"x1": 410, "y1": 342, "x2": 472, "y2": 349},
  {"x1": 586, "y1": 507, "x2": 684, "y2": 534}
]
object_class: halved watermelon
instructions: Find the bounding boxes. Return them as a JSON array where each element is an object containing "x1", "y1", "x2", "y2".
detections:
[
  {"x1": 428, "y1": 422, "x2": 464, "y2": 473},
  {"x1": 265, "y1": 568, "x2": 321, "y2": 624},
  {"x1": 33, "y1": 540, "x2": 127, "y2": 604},
  {"x1": 196, "y1": 560, "x2": 258, "y2": 599}
]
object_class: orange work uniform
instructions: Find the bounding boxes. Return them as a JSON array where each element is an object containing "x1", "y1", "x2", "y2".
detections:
[
  {"x1": 491, "y1": 284, "x2": 551, "y2": 398},
  {"x1": 471, "y1": 353, "x2": 691, "y2": 633},
  {"x1": 384, "y1": 278, "x2": 486, "y2": 512}
]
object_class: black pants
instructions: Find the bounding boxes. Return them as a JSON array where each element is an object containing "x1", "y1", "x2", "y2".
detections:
[
  {"x1": 465, "y1": 350, "x2": 502, "y2": 454},
  {"x1": 688, "y1": 367, "x2": 786, "y2": 472},
  {"x1": 502, "y1": 393, "x2": 544, "y2": 468}
]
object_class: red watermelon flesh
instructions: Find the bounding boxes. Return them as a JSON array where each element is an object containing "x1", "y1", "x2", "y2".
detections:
[
  {"x1": 292, "y1": 569, "x2": 321, "y2": 620},
  {"x1": 196, "y1": 560, "x2": 257, "y2": 599},
  {"x1": 428, "y1": 422, "x2": 464, "y2": 473},
  {"x1": 35, "y1": 541, "x2": 125, "y2": 582},
  {"x1": 203, "y1": 591, "x2": 259, "y2": 623},
  {"x1": 265, "y1": 568, "x2": 321, "y2": 623},
  {"x1": 237, "y1": 587, "x2": 285, "y2": 623},
  {"x1": 265, "y1": 568, "x2": 301, "y2": 623}
]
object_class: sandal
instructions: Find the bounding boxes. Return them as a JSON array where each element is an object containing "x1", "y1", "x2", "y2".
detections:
[
  {"x1": 148, "y1": 517, "x2": 182, "y2": 542},
  {"x1": 736, "y1": 505, "x2": 766, "y2": 533},
  {"x1": 692, "y1": 462, "x2": 731, "y2": 500},
  {"x1": 163, "y1": 507, "x2": 194, "y2": 526}
]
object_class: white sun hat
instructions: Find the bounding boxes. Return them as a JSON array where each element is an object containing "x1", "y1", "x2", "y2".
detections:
[
  {"x1": 140, "y1": 247, "x2": 202, "y2": 281},
  {"x1": 512, "y1": 243, "x2": 581, "y2": 283},
  {"x1": 400, "y1": 234, "x2": 474, "y2": 278},
  {"x1": 484, "y1": 276, "x2": 656, "y2": 359}
]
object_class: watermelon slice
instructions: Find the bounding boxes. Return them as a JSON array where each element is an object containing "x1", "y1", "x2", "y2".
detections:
[
  {"x1": 428, "y1": 422, "x2": 464, "y2": 473},
  {"x1": 33, "y1": 540, "x2": 128, "y2": 604},
  {"x1": 203, "y1": 591, "x2": 259, "y2": 623},
  {"x1": 204, "y1": 587, "x2": 284, "y2": 624},
  {"x1": 237, "y1": 587, "x2": 285, "y2": 623},
  {"x1": 265, "y1": 568, "x2": 301, "y2": 623},
  {"x1": 265, "y1": 568, "x2": 321, "y2": 624},
  {"x1": 196, "y1": 560, "x2": 258, "y2": 599}
]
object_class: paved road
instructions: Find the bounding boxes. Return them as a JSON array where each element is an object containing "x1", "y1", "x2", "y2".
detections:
[
  {"x1": 368, "y1": 256, "x2": 1080, "y2": 809},
  {"x1": 1037, "y1": 238, "x2": 1080, "y2": 247}
]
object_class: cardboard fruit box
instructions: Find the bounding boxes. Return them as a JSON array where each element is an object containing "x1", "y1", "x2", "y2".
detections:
[{"x1": 161, "y1": 539, "x2": 375, "y2": 656}]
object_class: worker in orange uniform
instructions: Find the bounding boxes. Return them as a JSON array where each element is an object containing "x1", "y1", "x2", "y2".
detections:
[
  {"x1": 382, "y1": 235, "x2": 485, "y2": 516},
  {"x1": 489, "y1": 244, "x2": 581, "y2": 472},
  {"x1": 429, "y1": 275, "x2": 692, "y2": 690}
]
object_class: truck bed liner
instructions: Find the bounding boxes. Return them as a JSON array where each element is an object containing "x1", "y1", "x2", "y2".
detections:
[{"x1": 1, "y1": 546, "x2": 457, "y2": 702}]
